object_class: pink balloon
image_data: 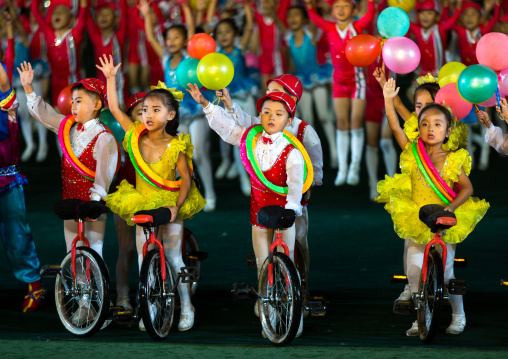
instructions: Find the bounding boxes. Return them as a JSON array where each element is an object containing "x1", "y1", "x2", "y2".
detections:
[
  {"x1": 382, "y1": 37, "x2": 421, "y2": 74},
  {"x1": 476, "y1": 32, "x2": 508, "y2": 72},
  {"x1": 499, "y1": 67, "x2": 508, "y2": 95},
  {"x1": 478, "y1": 87, "x2": 507, "y2": 107},
  {"x1": 435, "y1": 83, "x2": 473, "y2": 120}
]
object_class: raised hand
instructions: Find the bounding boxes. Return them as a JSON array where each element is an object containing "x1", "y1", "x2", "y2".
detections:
[
  {"x1": 373, "y1": 62, "x2": 387, "y2": 88},
  {"x1": 475, "y1": 109, "x2": 492, "y2": 128},
  {"x1": 383, "y1": 78, "x2": 400, "y2": 99},
  {"x1": 138, "y1": 0, "x2": 150, "y2": 17},
  {"x1": 17, "y1": 61, "x2": 34, "y2": 89},
  {"x1": 186, "y1": 83, "x2": 208, "y2": 106},
  {"x1": 96, "y1": 54, "x2": 121, "y2": 80},
  {"x1": 497, "y1": 98, "x2": 508, "y2": 122},
  {"x1": 303, "y1": 0, "x2": 315, "y2": 8},
  {"x1": 215, "y1": 88, "x2": 232, "y2": 109}
]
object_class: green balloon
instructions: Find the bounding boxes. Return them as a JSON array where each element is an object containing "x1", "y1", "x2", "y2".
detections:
[
  {"x1": 176, "y1": 58, "x2": 203, "y2": 89},
  {"x1": 457, "y1": 64, "x2": 498, "y2": 104},
  {"x1": 100, "y1": 109, "x2": 125, "y2": 143}
]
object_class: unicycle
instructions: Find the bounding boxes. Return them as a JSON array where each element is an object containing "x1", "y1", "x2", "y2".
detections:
[{"x1": 40, "y1": 199, "x2": 110, "y2": 337}]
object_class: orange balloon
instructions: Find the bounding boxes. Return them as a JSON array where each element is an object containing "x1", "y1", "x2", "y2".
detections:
[
  {"x1": 187, "y1": 33, "x2": 216, "y2": 60},
  {"x1": 58, "y1": 85, "x2": 73, "y2": 116},
  {"x1": 345, "y1": 34, "x2": 381, "y2": 68}
]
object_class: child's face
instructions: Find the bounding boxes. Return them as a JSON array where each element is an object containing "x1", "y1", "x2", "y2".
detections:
[
  {"x1": 418, "y1": 10, "x2": 439, "y2": 30},
  {"x1": 51, "y1": 5, "x2": 72, "y2": 31},
  {"x1": 266, "y1": 82, "x2": 298, "y2": 103},
  {"x1": 287, "y1": 8, "x2": 306, "y2": 30},
  {"x1": 142, "y1": 96, "x2": 175, "y2": 131},
  {"x1": 97, "y1": 7, "x2": 116, "y2": 30},
  {"x1": 260, "y1": 0, "x2": 275, "y2": 15},
  {"x1": 71, "y1": 89, "x2": 101, "y2": 123},
  {"x1": 215, "y1": 23, "x2": 236, "y2": 48},
  {"x1": 461, "y1": 8, "x2": 481, "y2": 31},
  {"x1": 260, "y1": 100, "x2": 292, "y2": 135},
  {"x1": 418, "y1": 108, "x2": 451, "y2": 145},
  {"x1": 165, "y1": 28, "x2": 187, "y2": 55},
  {"x1": 131, "y1": 102, "x2": 144, "y2": 122},
  {"x1": 415, "y1": 90, "x2": 435, "y2": 116},
  {"x1": 331, "y1": 0, "x2": 356, "y2": 22}
]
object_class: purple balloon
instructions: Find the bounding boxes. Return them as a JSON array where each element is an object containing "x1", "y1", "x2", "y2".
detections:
[
  {"x1": 499, "y1": 67, "x2": 508, "y2": 95},
  {"x1": 382, "y1": 37, "x2": 421, "y2": 75}
]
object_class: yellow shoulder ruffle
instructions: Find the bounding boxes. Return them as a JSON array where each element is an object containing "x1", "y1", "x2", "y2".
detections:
[
  {"x1": 123, "y1": 121, "x2": 140, "y2": 152},
  {"x1": 403, "y1": 112, "x2": 419, "y2": 143},
  {"x1": 166, "y1": 132, "x2": 194, "y2": 167},
  {"x1": 444, "y1": 148, "x2": 472, "y2": 182},
  {"x1": 443, "y1": 119, "x2": 468, "y2": 151},
  {"x1": 399, "y1": 143, "x2": 414, "y2": 174}
]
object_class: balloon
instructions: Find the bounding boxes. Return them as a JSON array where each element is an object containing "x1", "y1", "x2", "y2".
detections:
[
  {"x1": 435, "y1": 83, "x2": 473, "y2": 120},
  {"x1": 476, "y1": 32, "x2": 508, "y2": 72},
  {"x1": 460, "y1": 105, "x2": 484, "y2": 124},
  {"x1": 99, "y1": 109, "x2": 124, "y2": 143},
  {"x1": 388, "y1": 0, "x2": 416, "y2": 13},
  {"x1": 197, "y1": 53, "x2": 234, "y2": 91},
  {"x1": 382, "y1": 37, "x2": 421, "y2": 74},
  {"x1": 377, "y1": 7, "x2": 410, "y2": 38},
  {"x1": 345, "y1": 34, "x2": 381, "y2": 67},
  {"x1": 245, "y1": 53, "x2": 259, "y2": 69},
  {"x1": 499, "y1": 67, "x2": 508, "y2": 95},
  {"x1": 457, "y1": 64, "x2": 498, "y2": 103},
  {"x1": 187, "y1": 33, "x2": 216, "y2": 60},
  {"x1": 188, "y1": 0, "x2": 209, "y2": 11},
  {"x1": 176, "y1": 58, "x2": 202, "y2": 89},
  {"x1": 438, "y1": 62, "x2": 466, "y2": 88},
  {"x1": 478, "y1": 87, "x2": 507, "y2": 107},
  {"x1": 58, "y1": 85, "x2": 73, "y2": 116}
]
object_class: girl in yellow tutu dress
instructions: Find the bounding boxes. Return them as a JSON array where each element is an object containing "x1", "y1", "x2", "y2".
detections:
[
  {"x1": 97, "y1": 55, "x2": 206, "y2": 332},
  {"x1": 377, "y1": 78, "x2": 489, "y2": 337}
]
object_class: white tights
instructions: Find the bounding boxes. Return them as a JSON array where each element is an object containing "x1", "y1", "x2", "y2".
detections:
[
  {"x1": 405, "y1": 239, "x2": 464, "y2": 315},
  {"x1": 64, "y1": 213, "x2": 107, "y2": 258},
  {"x1": 135, "y1": 219, "x2": 192, "y2": 309},
  {"x1": 252, "y1": 224, "x2": 296, "y2": 278}
]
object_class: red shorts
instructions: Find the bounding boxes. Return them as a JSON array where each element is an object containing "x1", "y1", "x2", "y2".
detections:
[
  {"x1": 365, "y1": 92, "x2": 385, "y2": 123},
  {"x1": 332, "y1": 79, "x2": 366, "y2": 99},
  {"x1": 258, "y1": 50, "x2": 285, "y2": 76}
]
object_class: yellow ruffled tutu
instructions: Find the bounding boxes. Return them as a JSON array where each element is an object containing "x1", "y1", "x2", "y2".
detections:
[
  {"x1": 376, "y1": 139, "x2": 489, "y2": 244},
  {"x1": 106, "y1": 121, "x2": 206, "y2": 226}
]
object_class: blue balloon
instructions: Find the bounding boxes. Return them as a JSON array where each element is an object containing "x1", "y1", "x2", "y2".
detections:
[
  {"x1": 377, "y1": 7, "x2": 410, "y2": 39},
  {"x1": 100, "y1": 109, "x2": 125, "y2": 143},
  {"x1": 176, "y1": 58, "x2": 203, "y2": 89},
  {"x1": 460, "y1": 105, "x2": 484, "y2": 124}
]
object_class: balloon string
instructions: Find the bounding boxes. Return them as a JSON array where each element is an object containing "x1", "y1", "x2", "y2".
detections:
[
  {"x1": 377, "y1": 38, "x2": 386, "y2": 71},
  {"x1": 474, "y1": 104, "x2": 480, "y2": 112},
  {"x1": 213, "y1": 97, "x2": 221, "y2": 106}
]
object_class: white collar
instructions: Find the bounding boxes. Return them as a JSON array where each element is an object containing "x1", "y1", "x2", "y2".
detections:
[
  {"x1": 82, "y1": 118, "x2": 100, "y2": 130},
  {"x1": 262, "y1": 131, "x2": 283, "y2": 144}
]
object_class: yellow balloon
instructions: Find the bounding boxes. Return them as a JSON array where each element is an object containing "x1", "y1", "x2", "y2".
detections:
[
  {"x1": 190, "y1": 0, "x2": 210, "y2": 11},
  {"x1": 438, "y1": 62, "x2": 467, "y2": 88},
  {"x1": 197, "y1": 53, "x2": 235, "y2": 91},
  {"x1": 387, "y1": 0, "x2": 416, "y2": 13}
]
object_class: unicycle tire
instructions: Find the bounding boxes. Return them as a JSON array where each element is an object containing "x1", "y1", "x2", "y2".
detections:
[
  {"x1": 55, "y1": 247, "x2": 110, "y2": 337},
  {"x1": 139, "y1": 249, "x2": 176, "y2": 340},
  {"x1": 417, "y1": 249, "x2": 444, "y2": 344},
  {"x1": 259, "y1": 252, "x2": 302, "y2": 346}
]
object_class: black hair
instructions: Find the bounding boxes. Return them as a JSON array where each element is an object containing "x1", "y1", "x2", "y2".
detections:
[
  {"x1": 163, "y1": 24, "x2": 187, "y2": 41},
  {"x1": 143, "y1": 89, "x2": 180, "y2": 136},
  {"x1": 71, "y1": 84, "x2": 103, "y2": 117},
  {"x1": 213, "y1": 18, "x2": 240, "y2": 39},
  {"x1": 414, "y1": 82, "x2": 440, "y2": 103},
  {"x1": 417, "y1": 103, "x2": 452, "y2": 144},
  {"x1": 286, "y1": 5, "x2": 309, "y2": 20}
]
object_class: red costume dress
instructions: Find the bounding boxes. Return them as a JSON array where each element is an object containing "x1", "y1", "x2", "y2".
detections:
[
  {"x1": 31, "y1": 0, "x2": 87, "y2": 105},
  {"x1": 307, "y1": 1, "x2": 375, "y2": 99}
]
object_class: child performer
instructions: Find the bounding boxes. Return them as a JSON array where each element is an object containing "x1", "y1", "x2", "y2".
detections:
[
  {"x1": 282, "y1": 5, "x2": 336, "y2": 172},
  {"x1": 409, "y1": 0, "x2": 462, "y2": 77},
  {"x1": 19, "y1": 62, "x2": 118, "y2": 261},
  {"x1": 140, "y1": 0, "x2": 217, "y2": 212},
  {"x1": 378, "y1": 78, "x2": 489, "y2": 336},
  {"x1": 305, "y1": 0, "x2": 375, "y2": 186},
  {"x1": 97, "y1": 55, "x2": 206, "y2": 332},
  {"x1": 0, "y1": 62, "x2": 44, "y2": 313},
  {"x1": 213, "y1": 9, "x2": 258, "y2": 196},
  {"x1": 30, "y1": 0, "x2": 87, "y2": 107},
  {"x1": 477, "y1": 98, "x2": 508, "y2": 154},
  {"x1": 86, "y1": 0, "x2": 128, "y2": 106},
  {"x1": 188, "y1": 84, "x2": 305, "y2": 337}
]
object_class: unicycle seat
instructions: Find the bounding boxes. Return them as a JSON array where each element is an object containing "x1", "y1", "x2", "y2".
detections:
[
  {"x1": 419, "y1": 204, "x2": 456, "y2": 233},
  {"x1": 257, "y1": 205, "x2": 296, "y2": 230},
  {"x1": 132, "y1": 208, "x2": 172, "y2": 228},
  {"x1": 54, "y1": 199, "x2": 106, "y2": 221}
]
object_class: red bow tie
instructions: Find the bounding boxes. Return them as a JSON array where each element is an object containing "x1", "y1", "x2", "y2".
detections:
[
  {"x1": 76, "y1": 123, "x2": 84, "y2": 132},
  {"x1": 262, "y1": 136, "x2": 272, "y2": 144}
]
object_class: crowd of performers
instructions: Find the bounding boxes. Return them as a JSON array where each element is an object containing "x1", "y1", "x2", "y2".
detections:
[{"x1": 0, "y1": 0, "x2": 507, "y2": 339}]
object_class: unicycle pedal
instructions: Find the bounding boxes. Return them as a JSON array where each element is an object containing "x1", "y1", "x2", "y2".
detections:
[
  {"x1": 179, "y1": 266, "x2": 199, "y2": 283},
  {"x1": 231, "y1": 282, "x2": 250, "y2": 300},
  {"x1": 390, "y1": 274, "x2": 409, "y2": 284},
  {"x1": 306, "y1": 296, "x2": 327, "y2": 316},
  {"x1": 187, "y1": 251, "x2": 208, "y2": 261},
  {"x1": 502, "y1": 279, "x2": 508, "y2": 286},
  {"x1": 40, "y1": 264, "x2": 62, "y2": 278},
  {"x1": 454, "y1": 258, "x2": 468, "y2": 268},
  {"x1": 448, "y1": 279, "x2": 467, "y2": 295},
  {"x1": 393, "y1": 299, "x2": 413, "y2": 315},
  {"x1": 246, "y1": 253, "x2": 257, "y2": 269}
]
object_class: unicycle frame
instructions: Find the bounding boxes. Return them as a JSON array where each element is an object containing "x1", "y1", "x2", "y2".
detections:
[
  {"x1": 70, "y1": 219, "x2": 91, "y2": 282},
  {"x1": 268, "y1": 229, "x2": 290, "y2": 288},
  {"x1": 134, "y1": 215, "x2": 168, "y2": 282},
  {"x1": 421, "y1": 232, "x2": 447, "y2": 284}
]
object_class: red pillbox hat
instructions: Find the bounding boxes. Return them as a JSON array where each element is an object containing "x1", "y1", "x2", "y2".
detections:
[
  {"x1": 256, "y1": 92, "x2": 297, "y2": 118},
  {"x1": 266, "y1": 74, "x2": 303, "y2": 102}
]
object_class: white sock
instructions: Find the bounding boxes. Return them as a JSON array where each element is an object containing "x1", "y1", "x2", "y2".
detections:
[
  {"x1": 336, "y1": 130, "x2": 349, "y2": 174},
  {"x1": 380, "y1": 138, "x2": 397, "y2": 177},
  {"x1": 350, "y1": 128, "x2": 365, "y2": 168},
  {"x1": 365, "y1": 145, "x2": 379, "y2": 186}
]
